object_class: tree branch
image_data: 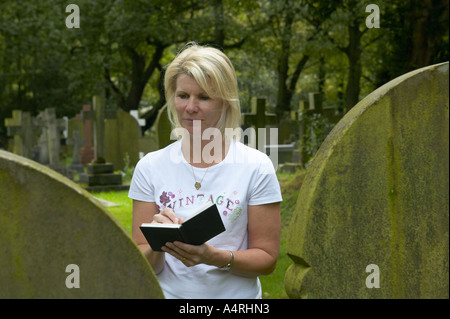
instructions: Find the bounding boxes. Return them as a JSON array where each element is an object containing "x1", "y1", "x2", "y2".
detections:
[
  {"x1": 289, "y1": 55, "x2": 309, "y2": 93},
  {"x1": 104, "y1": 67, "x2": 127, "y2": 109}
]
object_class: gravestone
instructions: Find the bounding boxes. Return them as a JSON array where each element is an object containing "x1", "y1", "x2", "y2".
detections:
[
  {"x1": 0, "y1": 150, "x2": 163, "y2": 298},
  {"x1": 130, "y1": 110, "x2": 146, "y2": 132},
  {"x1": 78, "y1": 97, "x2": 124, "y2": 190},
  {"x1": 67, "y1": 116, "x2": 84, "y2": 158},
  {"x1": 129, "y1": 110, "x2": 150, "y2": 159},
  {"x1": 90, "y1": 95, "x2": 117, "y2": 160},
  {"x1": 4, "y1": 110, "x2": 35, "y2": 158},
  {"x1": 297, "y1": 92, "x2": 341, "y2": 166},
  {"x1": 242, "y1": 97, "x2": 277, "y2": 146},
  {"x1": 36, "y1": 131, "x2": 49, "y2": 164},
  {"x1": 66, "y1": 130, "x2": 84, "y2": 173},
  {"x1": 278, "y1": 110, "x2": 300, "y2": 145},
  {"x1": 105, "y1": 109, "x2": 140, "y2": 169},
  {"x1": 79, "y1": 161, "x2": 126, "y2": 192},
  {"x1": 78, "y1": 105, "x2": 95, "y2": 165},
  {"x1": 34, "y1": 108, "x2": 66, "y2": 171},
  {"x1": 155, "y1": 104, "x2": 173, "y2": 149},
  {"x1": 285, "y1": 62, "x2": 449, "y2": 299}
]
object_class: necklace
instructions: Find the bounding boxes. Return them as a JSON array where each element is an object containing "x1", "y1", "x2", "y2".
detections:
[{"x1": 190, "y1": 165, "x2": 209, "y2": 190}]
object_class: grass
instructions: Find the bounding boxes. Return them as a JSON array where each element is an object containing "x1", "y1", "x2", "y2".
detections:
[
  {"x1": 92, "y1": 191, "x2": 133, "y2": 234},
  {"x1": 92, "y1": 168, "x2": 305, "y2": 299}
]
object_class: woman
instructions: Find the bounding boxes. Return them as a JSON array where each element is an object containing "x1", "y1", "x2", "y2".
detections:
[{"x1": 128, "y1": 43, "x2": 282, "y2": 299}]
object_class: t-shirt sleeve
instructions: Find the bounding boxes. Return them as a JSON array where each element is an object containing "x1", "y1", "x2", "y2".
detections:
[
  {"x1": 128, "y1": 157, "x2": 155, "y2": 202},
  {"x1": 248, "y1": 155, "x2": 283, "y2": 206}
]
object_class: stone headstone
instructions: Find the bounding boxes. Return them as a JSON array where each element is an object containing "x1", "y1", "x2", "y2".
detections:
[
  {"x1": 130, "y1": 110, "x2": 146, "y2": 128},
  {"x1": 105, "y1": 109, "x2": 140, "y2": 169},
  {"x1": 66, "y1": 130, "x2": 84, "y2": 173},
  {"x1": 4, "y1": 110, "x2": 35, "y2": 158},
  {"x1": 92, "y1": 95, "x2": 108, "y2": 160},
  {"x1": 285, "y1": 62, "x2": 449, "y2": 299},
  {"x1": 34, "y1": 108, "x2": 66, "y2": 170},
  {"x1": 155, "y1": 104, "x2": 173, "y2": 149},
  {"x1": 36, "y1": 131, "x2": 49, "y2": 165},
  {"x1": 308, "y1": 92, "x2": 322, "y2": 112},
  {"x1": 0, "y1": 150, "x2": 163, "y2": 298},
  {"x1": 242, "y1": 97, "x2": 277, "y2": 145},
  {"x1": 79, "y1": 161, "x2": 126, "y2": 192},
  {"x1": 79, "y1": 105, "x2": 95, "y2": 165},
  {"x1": 67, "y1": 116, "x2": 84, "y2": 159}
]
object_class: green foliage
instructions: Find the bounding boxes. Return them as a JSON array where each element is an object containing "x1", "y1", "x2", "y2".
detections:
[
  {"x1": 121, "y1": 152, "x2": 135, "y2": 184},
  {"x1": 301, "y1": 112, "x2": 335, "y2": 162}
]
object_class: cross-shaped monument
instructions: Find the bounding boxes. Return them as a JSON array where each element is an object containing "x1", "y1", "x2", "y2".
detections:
[
  {"x1": 242, "y1": 97, "x2": 278, "y2": 146},
  {"x1": 4, "y1": 110, "x2": 35, "y2": 158}
]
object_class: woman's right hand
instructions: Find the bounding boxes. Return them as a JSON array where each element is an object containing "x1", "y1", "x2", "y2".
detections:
[{"x1": 152, "y1": 207, "x2": 184, "y2": 225}]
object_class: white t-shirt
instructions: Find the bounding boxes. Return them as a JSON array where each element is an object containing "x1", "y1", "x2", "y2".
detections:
[{"x1": 128, "y1": 139, "x2": 282, "y2": 299}]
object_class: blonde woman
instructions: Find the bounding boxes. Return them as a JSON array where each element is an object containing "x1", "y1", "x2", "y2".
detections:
[{"x1": 129, "y1": 43, "x2": 282, "y2": 299}]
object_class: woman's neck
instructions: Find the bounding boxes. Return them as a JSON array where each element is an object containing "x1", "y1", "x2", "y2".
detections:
[{"x1": 182, "y1": 135, "x2": 231, "y2": 168}]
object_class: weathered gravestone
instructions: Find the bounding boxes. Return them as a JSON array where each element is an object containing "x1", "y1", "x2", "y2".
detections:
[
  {"x1": 78, "y1": 105, "x2": 95, "y2": 165},
  {"x1": 34, "y1": 108, "x2": 66, "y2": 171},
  {"x1": 77, "y1": 97, "x2": 125, "y2": 190},
  {"x1": 4, "y1": 110, "x2": 35, "y2": 159},
  {"x1": 66, "y1": 130, "x2": 84, "y2": 173},
  {"x1": 285, "y1": 62, "x2": 449, "y2": 299},
  {"x1": 242, "y1": 97, "x2": 277, "y2": 146},
  {"x1": 155, "y1": 104, "x2": 173, "y2": 149},
  {"x1": 105, "y1": 109, "x2": 140, "y2": 169},
  {"x1": 0, "y1": 150, "x2": 163, "y2": 298}
]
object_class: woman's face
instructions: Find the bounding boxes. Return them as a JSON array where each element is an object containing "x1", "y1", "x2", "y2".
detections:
[{"x1": 175, "y1": 74, "x2": 224, "y2": 136}]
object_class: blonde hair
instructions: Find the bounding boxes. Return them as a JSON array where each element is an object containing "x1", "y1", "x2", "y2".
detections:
[{"x1": 164, "y1": 43, "x2": 241, "y2": 139}]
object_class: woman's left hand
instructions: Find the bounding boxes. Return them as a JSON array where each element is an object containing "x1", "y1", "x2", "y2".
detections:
[{"x1": 162, "y1": 241, "x2": 214, "y2": 267}]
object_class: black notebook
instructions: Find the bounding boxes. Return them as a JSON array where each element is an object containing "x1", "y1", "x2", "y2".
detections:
[{"x1": 140, "y1": 202, "x2": 226, "y2": 252}]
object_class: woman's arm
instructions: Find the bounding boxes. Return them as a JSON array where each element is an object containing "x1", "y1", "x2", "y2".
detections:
[
  {"x1": 229, "y1": 202, "x2": 281, "y2": 277},
  {"x1": 131, "y1": 200, "x2": 165, "y2": 274},
  {"x1": 163, "y1": 202, "x2": 281, "y2": 277}
]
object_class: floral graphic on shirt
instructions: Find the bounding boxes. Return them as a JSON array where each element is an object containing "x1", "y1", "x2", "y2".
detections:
[
  {"x1": 156, "y1": 190, "x2": 244, "y2": 223},
  {"x1": 159, "y1": 191, "x2": 175, "y2": 207},
  {"x1": 228, "y1": 206, "x2": 242, "y2": 222}
]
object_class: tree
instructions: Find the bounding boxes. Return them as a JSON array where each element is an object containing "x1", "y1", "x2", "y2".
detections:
[
  {"x1": 255, "y1": 0, "x2": 338, "y2": 117},
  {"x1": 323, "y1": 0, "x2": 376, "y2": 112},
  {"x1": 65, "y1": 0, "x2": 266, "y2": 127},
  {"x1": 373, "y1": 0, "x2": 449, "y2": 86},
  {"x1": 0, "y1": 1, "x2": 81, "y2": 115}
]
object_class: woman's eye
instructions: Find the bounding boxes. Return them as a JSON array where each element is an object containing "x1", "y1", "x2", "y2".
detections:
[
  {"x1": 177, "y1": 94, "x2": 188, "y2": 99},
  {"x1": 200, "y1": 95, "x2": 210, "y2": 100}
]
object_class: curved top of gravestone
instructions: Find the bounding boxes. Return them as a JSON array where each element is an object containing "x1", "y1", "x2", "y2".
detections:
[
  {"x1": 285, "y1": 62, "x2": 449, "y2": 299},
  {"x1": 0, "y1": 150, "x2": 163, "y2": 298}
]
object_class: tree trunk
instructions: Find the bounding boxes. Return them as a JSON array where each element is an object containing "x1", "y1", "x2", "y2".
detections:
[
  {"x1": 124, "y1": 43, "x2": 165, "y2": 112},
  {"x1": 213, "y1": 0, "x2": 225, "y2": 48},
  {"x1": 344, "y1": 22, "x2": 362, "y2": 112},
  {"x1": 407, "y1": 0, "x2": 448, "y2": 69},
  {"x1": 275, "y1": 8, "x2": 294, "y2": 117}
]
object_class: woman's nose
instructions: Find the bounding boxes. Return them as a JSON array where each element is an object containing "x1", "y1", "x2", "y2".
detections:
[{"x1": 185, "y1": 97, "x2": 198, "y2": 113}]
